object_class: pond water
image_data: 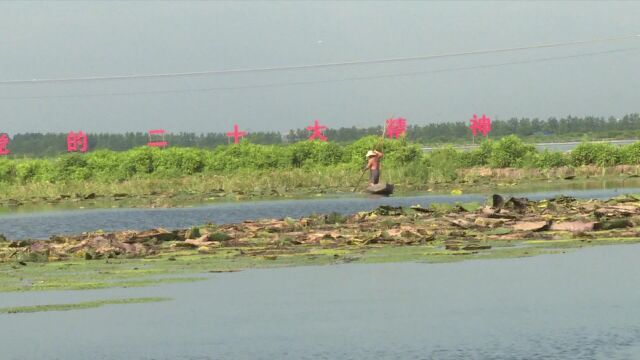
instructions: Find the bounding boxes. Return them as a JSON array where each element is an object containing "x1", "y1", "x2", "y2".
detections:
[
  {"x1": 1, "y1": 187, "x2": 640, "y2": 239},
  {"x1": 1, "y1": 244, "x2": 640, "y2": 359}
]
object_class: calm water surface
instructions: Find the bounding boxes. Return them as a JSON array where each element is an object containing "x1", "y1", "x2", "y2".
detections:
[
  {"x1": 1, "y1": 244, "x2": 640, "y2": 359},
  {"x1": 2, "y1": 187, "x2": 640, "y2": 239},
  {"x1": 423, "y1": 139, "x2": 638, "y2": 152}
]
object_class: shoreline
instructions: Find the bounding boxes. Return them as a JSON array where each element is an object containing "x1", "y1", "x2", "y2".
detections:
[{"x1": 2, "y1": 170, "x2": 640, "y2": 213}]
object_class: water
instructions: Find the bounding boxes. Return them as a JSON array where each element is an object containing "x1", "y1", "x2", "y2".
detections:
[
  {"x1": 1, "y1": 244, "x2": 640, "y2": 359},
  {"x1": 422, "y1": 139, "x2": 638, "y2": 152},
  {"x1": 535, "y1": 139, "x2": 638, "y2": 152},
  {"x1": 2, "y1": 187, "x2": 640, "y2": 239}
]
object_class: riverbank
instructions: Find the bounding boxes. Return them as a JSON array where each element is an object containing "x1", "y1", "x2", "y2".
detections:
[
  {"x1": 3, "y1": 165, "x2": 640, "y2": 211},
  {"x1": 2, "y1": 193, "x2": 640, "y2": 292}
]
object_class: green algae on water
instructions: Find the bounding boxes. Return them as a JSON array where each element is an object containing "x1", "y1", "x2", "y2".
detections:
[{"x1": 0, "y1": 297, "x2": 171, "y2": 314}]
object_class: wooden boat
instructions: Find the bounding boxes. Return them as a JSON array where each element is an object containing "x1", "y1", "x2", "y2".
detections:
[{"x1": 365, "y1": 182, "x2": 394, "y2": 195}]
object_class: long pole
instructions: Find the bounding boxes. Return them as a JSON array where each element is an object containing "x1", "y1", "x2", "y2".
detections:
[
  {"x1": 351, "y1": 168, "x2": 369, "y2": 192},
  {"x1": 377, "y1": 118, "x2": 388, "y2": 152}
]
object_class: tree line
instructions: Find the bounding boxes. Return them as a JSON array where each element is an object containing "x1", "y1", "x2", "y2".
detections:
[{"x1": 3, "y1": 114, "x2": 639, "y2": 157}]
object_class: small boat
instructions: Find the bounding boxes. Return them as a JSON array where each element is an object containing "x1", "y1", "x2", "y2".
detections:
[{"x1": 365, "y1": 182, "x2": 394, "y2": 195}]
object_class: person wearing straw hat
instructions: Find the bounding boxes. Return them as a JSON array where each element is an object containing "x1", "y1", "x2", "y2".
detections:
[{"x1": 364, "y1": 149, "x2": 384, "y2": 186}]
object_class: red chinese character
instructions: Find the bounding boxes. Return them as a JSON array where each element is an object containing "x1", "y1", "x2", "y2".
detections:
[
  {"x1": 306, "y1": 120, "x2": 327, "y2": 141},
  {"x1": 0, "y1": 133, "x2": 9, "y2": 155},
  {"x1": 226, "y1": 124, "x2": 247, "y2": 144},
  {"x1": 469, "y1": 114, "x2": 491, "y2": 137},
  {"x1": 148, "y1": 129, "x2": 168, "y2": 148},
  {"x1": 385, "y1": 117, "x2": 407, "y2": 139},
  {"x1": 67, "y1": 131, "x2": 88, "y2": 153}
]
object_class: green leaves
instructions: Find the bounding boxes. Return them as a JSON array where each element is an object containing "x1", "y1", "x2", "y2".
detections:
[
  {"x1": 488, "y1": 135, "x2": 536, "y2": 168},
  {"x1": 2, "y1": 137, "x2": 640, "y2": 185},
  {"x1": 571, "y1": 142, "x2": 622, "y2": 167}
]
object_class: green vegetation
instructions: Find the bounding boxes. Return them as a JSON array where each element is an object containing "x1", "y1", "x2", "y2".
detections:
[
  {"x1": 0, "y1": 262, "x2": 205, "y2": 292},
  {"x1": 3, "y1": 135, "x2": 640, "y2": 206},
  {"x1": 0, "y1": 137, "x2": 421, "y2": 184},
  {"x1": 4, "y1": 113, "x2": 640, "y2": 156},
  {"x1": 0, "y1": 297, "x2": 170, "y2": 314},
  {"x1": 3, "y1": 135, "x2": 640, "y2": 185}
]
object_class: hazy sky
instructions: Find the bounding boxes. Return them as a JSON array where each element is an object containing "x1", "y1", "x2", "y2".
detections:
[{"x1": 1, "y1": 1, "x2": 639, "y2": 134}]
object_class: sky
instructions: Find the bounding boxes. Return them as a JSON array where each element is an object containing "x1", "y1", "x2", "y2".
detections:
[{"x1": 0, "y1": 1, "x2": 639, "y2": 134}]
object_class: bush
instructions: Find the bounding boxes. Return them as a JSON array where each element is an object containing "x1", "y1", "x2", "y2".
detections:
[
  {"x1": 121, "y1": 147, "x2": 157, "y2": 176},
  {"x1": 386, "y1": 143, "x2": 423, "y2": 165},
  {"x1": 535, "y1": 150, "x2": 568, "y2": 168},
  {"x1": 425, "y1": 147, "x2": 463, "y2": 182},
  {"x1": 342, "y1": 136, "x2": 382, "y2": 165},
  {"x1": 207, "y1": 142, "x2": 289, "y2": 171},
  {"x1": 288, "y1": 141, "x2": 343, "y2": 168},
  {"x1": 401, "y1": 157, "x2": 431, "y2": 182},
  {"x1": 489, "y1": 135, "x2": 536, "y2": 168},
  {"x1": 86, "y1": 150, "x2": 126, "y2": 181},
  {"x1": 520, "y1": 152, "x2": 540, "y2": 169},
  {"x1": 571, "y1": 143, "x2": 597, "y2": 166},
  {"x1": 595, "y1": 144, "x2": 622, "y2": 167},
  {"x1": 622, "y1": 142, "x2": 640, "y2": 164},
  {"x1": 154, "y1": 147, "x2": 207, "y2": 176},
  {"x1": 54, "y1": 153, "x2": 91, "y2": 181},
  {"x1": 15, "y1": 159, "x2": 55, "y2": 183},
  {"x1": 0, "y1": 158, "x2": 16, "y2": 183},
  {"x1": 343, "y1": 136, "x2": 420, "y2": 168},
  {"x1": 459, "y1": 140, "x2": 493, "y2": 167},
  {"x1": 571, "y1": 143, "x2": 622, "y2": 167}
]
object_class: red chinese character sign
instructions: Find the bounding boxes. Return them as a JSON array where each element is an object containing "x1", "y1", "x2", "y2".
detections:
[
  {"x1": 385, "y1": 117, "x2": 407, "y2": 139},
  {"x1": 226, "y1": 124, "x2": 247, "y2": 144},
  {"x1": 469, "y1": 114, "x2": 491, "y2": 136},
  {"x1": 469, "y1": 114, "x2": 491, "y2": 143},
  {"x1": 67, "y1": 131, "x2": 88, "y2": 153},
  {"x1": 0, "y1": 133, "x2": 9, "y2": 155},
  {"x1": 307, "y1": 120, "x2": 327, "y2": 141},
  {"x1": 148, "y1": 129, "x2": 168, "y2": 148}
]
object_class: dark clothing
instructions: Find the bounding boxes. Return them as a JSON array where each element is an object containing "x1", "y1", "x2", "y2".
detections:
[{"x1": 370, "y1": 169, "x2": 380, "y2": 185}]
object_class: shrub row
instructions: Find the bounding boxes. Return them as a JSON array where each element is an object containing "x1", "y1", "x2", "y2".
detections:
[
  {"x1": 0, "y1": 137, "x2": 421, "y2": 184},
  {"x1": 0, "y1": 136, "x2": 638, "y2": 185},
  {"x1": 421, "y1": 135, "x2": 640, "y2": 178}
]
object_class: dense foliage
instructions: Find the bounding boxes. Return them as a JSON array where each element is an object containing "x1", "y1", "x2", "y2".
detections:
[
  {"x1": 3, "y1": 114, "x2": 639, "y2": 157},
  {"x1": 0, "y1": 135, "x2": 639, "y2": 185}
]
